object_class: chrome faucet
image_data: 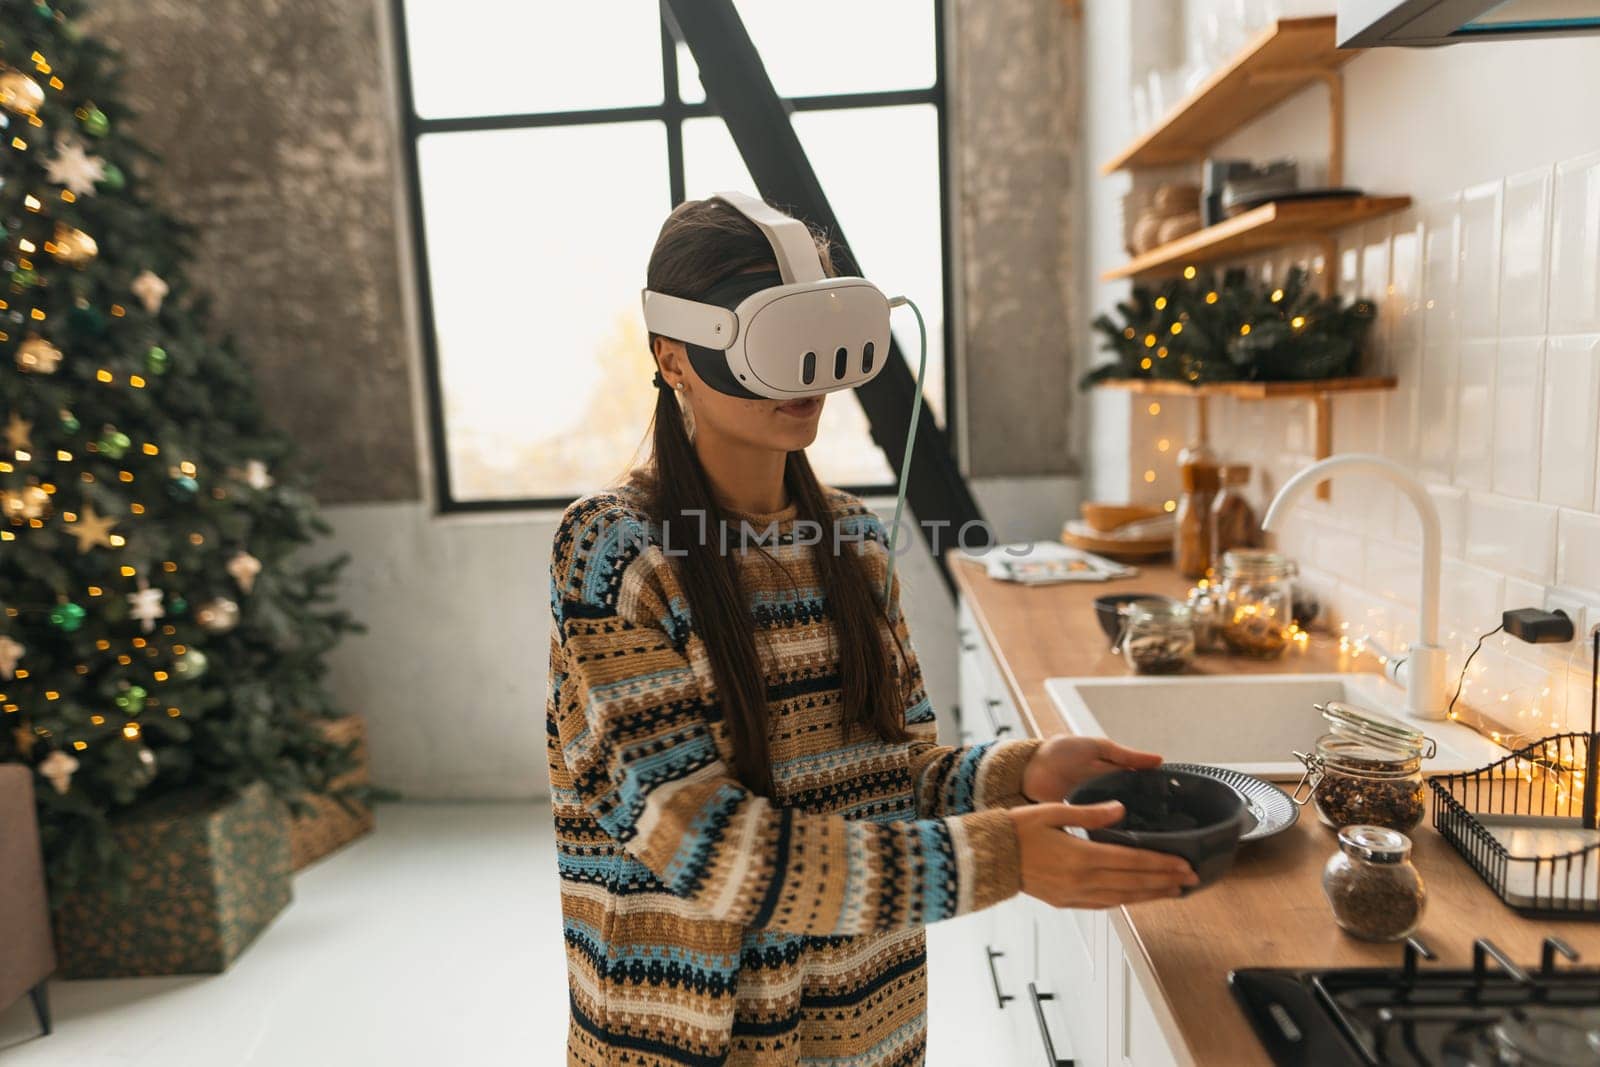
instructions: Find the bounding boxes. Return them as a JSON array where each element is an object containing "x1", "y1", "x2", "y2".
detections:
[{"x1": 1262, "y1": 454, "x2": 1449, "y2": 721}]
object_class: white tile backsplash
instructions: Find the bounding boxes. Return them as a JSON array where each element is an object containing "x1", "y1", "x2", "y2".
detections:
[
  {"x1": 1388, "y1": 217, "x2": 1425, "y2": 354},
  {"x1": 1454, "y1": 339, "x2": 1497, "y2": 489},
  {"x1": 1549, "y1": 151, "x2": 1600, "y2": 335},
  {"x1": 1557, "y1": 508, "x2": 1600, "y2": 598},
  {"x1": 1466, "y1": 492, "x2": 1559, "y2": 584},
  {"x1": 1422, "y1": 198, "x2": 1462, "y2": 344},
  {"x1": 1458, "y1": 180, "x2": 1503, "y2": 339},
  {"x1": 1492, "y1": 337, "x2": 1544, "y2": 500},
  {"x1": 1416, "y1": 340, "x2": 1459, "y2": 481},
  {"x1": 1499, "y1": 165, "x2": 1553, "y2": 338},
  {"x1": 1123, "y1": 148, "x2": 1600, "y2": 688},
  {"x1": 1538, "y1": 334, "x2": 1600, "y2": 510}
]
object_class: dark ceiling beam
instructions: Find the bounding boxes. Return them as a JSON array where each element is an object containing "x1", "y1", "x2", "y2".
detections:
[{"x1": 661, "y1": 0, "x2": 991, "y2": 593}]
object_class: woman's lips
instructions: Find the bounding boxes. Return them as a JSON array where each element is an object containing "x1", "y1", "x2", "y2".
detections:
[{"x1": 776, "y1": 396, "x2": 821, "y2": 417}]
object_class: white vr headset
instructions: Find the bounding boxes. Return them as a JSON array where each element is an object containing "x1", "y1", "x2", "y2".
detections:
[{"x1": 640, "y1": 191, "x2": 892, "y2": 400}]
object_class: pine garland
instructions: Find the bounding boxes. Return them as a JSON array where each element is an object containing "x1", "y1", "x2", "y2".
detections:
[{"x1": 1081, "y1": 265, "x2": 1377, "y2": 389}]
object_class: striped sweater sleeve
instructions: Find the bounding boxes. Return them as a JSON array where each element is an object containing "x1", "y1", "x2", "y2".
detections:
[
  {"x1": 549, "y1": 496, "x2": 1023, "y2": 935},
  {"x1": 846, "y1": 501, "x2": 1042, "y2": 818}
]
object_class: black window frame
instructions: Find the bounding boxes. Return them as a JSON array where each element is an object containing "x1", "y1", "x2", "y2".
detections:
[{"x1": 388, "y1": 0, "x2": 957, "y2": 514}]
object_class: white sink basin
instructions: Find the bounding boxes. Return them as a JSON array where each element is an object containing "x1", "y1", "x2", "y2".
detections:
[{"x1": 1045, "y1": 673, "x2": 1508, "y2": 780}]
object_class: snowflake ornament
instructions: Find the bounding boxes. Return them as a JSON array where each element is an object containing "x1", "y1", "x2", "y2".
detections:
[
  {"x1": 0, "y1": 634, "x2": 22, "y2": 680},
  {"x1": 44, "y1": 137, "x2": 107, "y2": 196},
  {"x1": 130, "y1": 270, "x2": 169, "y2": 314},
  {"x1": 126, "y1": 576, "x2": 166, "y2": 633}
]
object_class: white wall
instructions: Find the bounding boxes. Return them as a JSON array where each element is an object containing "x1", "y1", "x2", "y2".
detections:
[
  {"x1": 1082, "y1": 1, "x2": 1600, "y2": 739},
  {"x1": 304, "y1": 496, "x2": 973, "y2": 800}
]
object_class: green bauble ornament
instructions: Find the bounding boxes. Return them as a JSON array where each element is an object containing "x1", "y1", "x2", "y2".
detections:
[
  {"x1": 81, "y1": 105, "x2": 109, "y2": 137},
  {"x1": 98, "y1": 163, "x2": 125, "y2": 190},
  {"x1": 35, "y1": 2, "x2": 52, "y2": 18},
  {"x1": 97, "y1": 430, "x2": 131, "y2": 458},
  {"x1": 11, "y1": 267, "x2": 39, "y2": 288},
  {"x1": 168, "y1": 475, "x2": 199, "y2": 500},
  {"x1": 145, "y1": 345, "x2": 169, "y2": 374},
  {"x1": 169, "y1": 595, "x2": 188, "y2": 614},
  {"x1": 50, "y1": 602, "x2": 86, "y2": 631},
  {"x1": 173, "y1": 648, "x2": 208, "y2": 681},
  {"x1": 60, "y1": 411, "x2": 80, "y2": 433},
  {"x1": 115, "y1": 685, "x2": 148, "y2": 713},
  {"x1": 70, "y1": 303, "x2": 107, "y2": 336}
]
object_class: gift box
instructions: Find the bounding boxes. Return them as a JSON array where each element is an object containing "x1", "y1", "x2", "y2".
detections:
[
  {"x1": 289, "y1": 713, "x2": 375, "y2": 871},
  {"x1": 52, "y1": 780, "x2": 291, "y2": 978}
]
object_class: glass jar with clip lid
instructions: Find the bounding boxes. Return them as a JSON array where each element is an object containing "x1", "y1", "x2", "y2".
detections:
[
  {"x1": 1217, "y1": 548, "x2": 1296, "y2": 658},
  {"x1": 1292, "y1": 701, "x2": 1437, "y2": 833}
]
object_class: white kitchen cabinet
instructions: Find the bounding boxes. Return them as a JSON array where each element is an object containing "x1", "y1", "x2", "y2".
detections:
[
  {"x1": 954, "y1": 597, "x2": 1188, "y2": 1067},
  {"x1": 1029, "y1": 898, "x2": 1107, "y2": 1067},
  {"x1": 954, "y1": 595, "x2": 1035, "y2": 1063},
  {"x1": 1106, "y1": 920, "x2": 1184, "y2": 1067}
]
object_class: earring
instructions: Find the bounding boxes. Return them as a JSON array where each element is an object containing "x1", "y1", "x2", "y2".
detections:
[{"x1": 676, "y1": 385, "x2": 696, "y2": 441}]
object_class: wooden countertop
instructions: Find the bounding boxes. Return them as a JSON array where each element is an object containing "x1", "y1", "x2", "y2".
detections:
[{"x1": 949, "y1": 555, "x2": 1600, "y2": 1066}]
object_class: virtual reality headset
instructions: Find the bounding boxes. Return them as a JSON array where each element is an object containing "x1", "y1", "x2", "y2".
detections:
[{"x1": 640, "y1": 191, "x2": 892, "y2": 401}]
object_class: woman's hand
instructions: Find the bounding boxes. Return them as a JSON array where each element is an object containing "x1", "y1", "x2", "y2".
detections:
[
  {"x1": 1020, "y1": 736, "x2": 1163, "y2": 804},
  {"x1": 1010, "y1": 801, "x2": 1198, "y2": 908}
]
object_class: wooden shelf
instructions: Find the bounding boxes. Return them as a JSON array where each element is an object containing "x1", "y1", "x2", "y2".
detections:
[
  {"x1": 1095, "y1": 376, "x2": 1397, "y2": 399},
  {"x1": 1103, "y1": 17, "x2": 1357, "y2": 174},
  {"x1": 1097, "y1": 375, "x2": 1396, "y2": 499},
  {"x1": 1100, "y1": 195, "x2": 1411, "y2": 282}
]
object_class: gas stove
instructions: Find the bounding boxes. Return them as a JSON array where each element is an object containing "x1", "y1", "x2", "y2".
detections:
[{"x1": 1230, "y1": 936, "x2": 1600, "y2": 1066}]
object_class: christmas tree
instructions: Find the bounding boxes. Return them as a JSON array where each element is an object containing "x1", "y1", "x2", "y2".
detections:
[{"x1": 0, "y1": 0, "x2": 364, "y2": 899}]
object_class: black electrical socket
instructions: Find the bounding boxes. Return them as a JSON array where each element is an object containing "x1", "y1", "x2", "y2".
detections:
[{"x1": 1503, "y1": 607, "x2": 1575, "y2": 644}]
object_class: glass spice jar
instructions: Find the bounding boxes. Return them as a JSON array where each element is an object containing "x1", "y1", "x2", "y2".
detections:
[
  {"x1": 1116, "y1": 598, "x2": 1196, "y2": 675},
  {"x1": 1174, "y1": 462, "x2": 1221, "y2": 580},
  {"x1": 1293, "y1": 701, "x2": 1437, "y2": 834},
  {"x1": 1218, "y1": 548, "x2": 1295, "y2": 657},
  {"x1": 1321, "y1": 825, "x2": 1427, "y2": 942},
  {"x1": 1209, "y1": 464, "x2": 1260, "y2": 570},
  {"x1": 1186, "y1": 583, "x2": 1228, "y2": 653}
]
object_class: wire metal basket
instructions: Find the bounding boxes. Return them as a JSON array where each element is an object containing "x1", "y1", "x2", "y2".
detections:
[{"x1": 1430, "y1": 732, "x2": 1600, "y2": 918}]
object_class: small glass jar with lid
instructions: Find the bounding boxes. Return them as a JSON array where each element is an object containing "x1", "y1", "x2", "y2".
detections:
[
  {"x1": 1115, "y1": 598, "x2": 1196, "y2": 675},
  {"x1": 1321, "y1": 825, "x2": 1427, "y2": 942},
  {"x1": 1293, "y1": 701, "x2": 1436, "y2": 833},
  {"x1": 1186, "y1": 583, "x2": 1228, "y2": 653},
  {"x1": 1218, "y1": 548, "x2": 1296, "y2": 657}
]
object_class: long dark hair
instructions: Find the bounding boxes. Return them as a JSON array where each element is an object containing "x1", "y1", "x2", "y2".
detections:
[{"x1": 643, "y1": 196, "x2": 910, "y2": 797}]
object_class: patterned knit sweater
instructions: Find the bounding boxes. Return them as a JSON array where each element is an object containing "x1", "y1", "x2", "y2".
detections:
[{"x1": 546, "y1": 469, "x2": 1042, "y2": 1066}]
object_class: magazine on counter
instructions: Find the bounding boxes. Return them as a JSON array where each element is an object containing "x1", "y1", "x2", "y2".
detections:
[{"x1": 961, "y1": 541, "x2": 1137, "y2": 585}]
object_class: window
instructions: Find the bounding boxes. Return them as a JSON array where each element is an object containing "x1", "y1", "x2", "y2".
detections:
[{"x1": 391, "y1": 1, "x2": 950, "y2": 508}]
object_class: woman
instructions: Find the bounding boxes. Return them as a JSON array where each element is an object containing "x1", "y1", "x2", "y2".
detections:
[{"x1": 546, "y1": 195, "x2": 1197, "y2": 1066}]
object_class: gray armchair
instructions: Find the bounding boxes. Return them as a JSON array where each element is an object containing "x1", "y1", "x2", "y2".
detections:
[{"x1": 0, "y1": 764, "x2": 54, "y2": 1036}]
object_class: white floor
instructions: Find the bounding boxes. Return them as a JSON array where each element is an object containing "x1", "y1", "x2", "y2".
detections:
[{"x1": 0, "y1": 802, "x2": 997, "y2": 1066}]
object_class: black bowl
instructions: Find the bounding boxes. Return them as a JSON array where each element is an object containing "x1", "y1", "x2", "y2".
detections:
[
  {"x1": 1093, "y1": 593, "x2": 1175, "y2": 647},
  {"x1": 1068, "y1": 768, "x2": 1248, "y2": 891}
]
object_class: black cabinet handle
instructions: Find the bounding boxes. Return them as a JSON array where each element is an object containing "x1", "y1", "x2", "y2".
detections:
[
  {"x1": 982, "y1": 696, "x2": 1003, "y2": 733},
  {"x1": 984, "y1": 946, "x2": 1014, "y2": 1009},
  {"x1": 1028, "y1": 983, "x2": 1073, "y2": 1067},
  {"x1": 982, "y1": 697, "x2": 1014, "y2": 737}
]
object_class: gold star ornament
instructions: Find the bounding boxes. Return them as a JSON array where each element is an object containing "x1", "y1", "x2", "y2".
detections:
[
  {"x1": 12, "y1": 720, "x2": 37, "y2": 759},
  {"x1": 3, "y1": 412, "x2": 32, "y2": 451},
  {"x1": 69, "y1": 500, "x2": 118, "y2": 553}
]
